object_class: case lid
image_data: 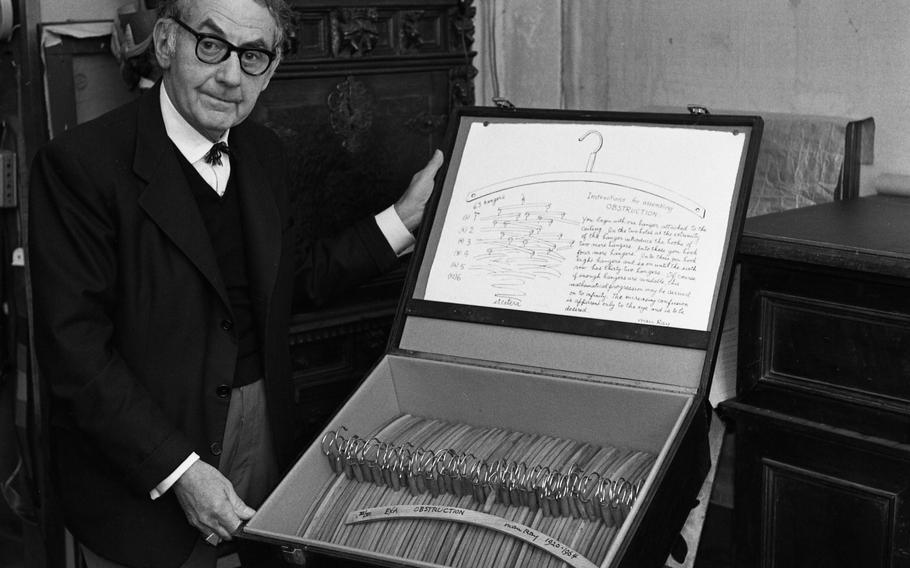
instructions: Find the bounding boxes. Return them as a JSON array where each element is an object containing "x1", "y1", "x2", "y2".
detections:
[{"x1": 393, "y1": 108, "x2": 763, "y2": 394}]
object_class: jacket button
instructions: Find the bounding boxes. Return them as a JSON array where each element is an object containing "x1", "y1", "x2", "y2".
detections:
[
  {"x1": 215, "y1": 385, "x2": 231, "y2": 398},
  {"x1": 210, "y1": 442, "x2": 222, "y2": 456},
  {"x1": 221, "y1": 319, "x2": 233, "y2": 332}
]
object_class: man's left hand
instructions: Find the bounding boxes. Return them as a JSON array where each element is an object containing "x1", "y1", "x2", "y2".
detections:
[{"x1": 394, "y1": 150, "x2": 444, "y2": 232}]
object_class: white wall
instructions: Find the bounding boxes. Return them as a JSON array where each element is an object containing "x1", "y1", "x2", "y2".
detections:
[
  {"x1": 41, "y1": 0, "x2": 126, "y2": 23},
  {"x1": 40, "y1": 1, "x2": 910, "y2": 191},
  {"x1": 477, "y1": 0, "x2": 910, "y2": 194}
]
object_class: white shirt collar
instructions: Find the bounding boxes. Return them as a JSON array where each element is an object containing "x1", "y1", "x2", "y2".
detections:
[{"x1": 159, "y1": 85, "x2": 230, "y2": 164}]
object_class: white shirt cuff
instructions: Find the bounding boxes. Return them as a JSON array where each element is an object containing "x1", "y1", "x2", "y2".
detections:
[
  {"x1": 150, "y1": 453, "x2": 200, "y2": 500},
  {"x1": 375, "y1": 206, "x2": 415, "y2": 257}
]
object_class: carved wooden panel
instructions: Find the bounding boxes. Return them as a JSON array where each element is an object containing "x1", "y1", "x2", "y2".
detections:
[
  {"x1": 251, "y1": 1, "x2": 475, "y2": 246},
  {"x1": 288, "y1": 308, "x2": 394, "y2": 447},
  {"x1": 726, "y1": 415, "x2": 910, "y2": 568},
  {"x1": 762, "y1": 458, "x2": 894, "y2": 567},
  {"x1": 248, "y1": 1, "x2": 475, "y2": 451}
]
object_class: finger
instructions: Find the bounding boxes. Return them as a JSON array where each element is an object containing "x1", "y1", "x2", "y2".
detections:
[
  {"x1": 204, "y1": 498, "x2": 243, "y2": 540},
  {"x1": 414, "y1": 150, "x2": 444, "y2": 181},
  {"x1": 220, "y1": 526, "x2": 236, "y2": 540},
  {"x1": 228, "y1": 490, "x2": 257, "y2": 520},
  {"x1": 207, "y1": 517, "x2": 236, "y2": 541},
  {"x1": 428, "y1": 149, "x2": 443, "y2": 168},
  {"x1": 205, "y1": 489, "x2": 254, "y2": 541}
]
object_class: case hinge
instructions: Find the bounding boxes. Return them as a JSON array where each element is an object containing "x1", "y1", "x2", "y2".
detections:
[
  {"x1": 280, "y1": 545, "x2": 307, "y2": 565},
  {"x1": 492, "y1": 97, "x2": 517, "y2": 111}
]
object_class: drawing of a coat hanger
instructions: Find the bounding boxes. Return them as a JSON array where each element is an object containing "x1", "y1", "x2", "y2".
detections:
[{"x1": 465, "y1": 130, "x2": 706, "y2": 218}]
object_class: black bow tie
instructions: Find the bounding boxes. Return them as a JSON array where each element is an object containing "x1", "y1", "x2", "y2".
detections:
[{"x1": 203, "y1": 141, "x2": 231, "y2": 166}]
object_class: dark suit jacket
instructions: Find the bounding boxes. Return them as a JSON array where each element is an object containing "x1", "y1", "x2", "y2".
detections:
[{"x1": 28, "y1": 84, "x2": 398, "y2": 567}]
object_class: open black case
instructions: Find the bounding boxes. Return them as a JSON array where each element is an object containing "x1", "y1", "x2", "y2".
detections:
[{"x1": 242, "y1": 107, "x2": 764, "y2": 567}]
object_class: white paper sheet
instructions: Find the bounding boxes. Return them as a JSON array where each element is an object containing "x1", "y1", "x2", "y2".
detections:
[{"x1": 424, "y1": 121, "x2": 748, "y2": 332}]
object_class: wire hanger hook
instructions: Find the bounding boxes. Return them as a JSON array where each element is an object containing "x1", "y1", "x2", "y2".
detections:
[{"x1": 578, "y1": 130, "x2": 603, "y2": 172}]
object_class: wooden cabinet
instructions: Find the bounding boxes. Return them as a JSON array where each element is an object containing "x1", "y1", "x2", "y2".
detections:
[
  {"x1": 720, "y1": 196, "x2": 910, "y2": 567},
  {"x1": 254, "y1": 0, "x2": 475, "y2": 245},
  {"x1": 249, "y1": 1, "x2": 476, "y2": 448}
]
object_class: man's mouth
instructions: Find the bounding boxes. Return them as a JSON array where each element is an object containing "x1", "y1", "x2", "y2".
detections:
[{"x1": 203, "y1": 93, "x2": 240, "y2": 108}]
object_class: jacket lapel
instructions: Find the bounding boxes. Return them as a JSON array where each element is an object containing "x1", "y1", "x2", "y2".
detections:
[{"x1": 134, "y1": 84, "x2": 231, "y2": 310}]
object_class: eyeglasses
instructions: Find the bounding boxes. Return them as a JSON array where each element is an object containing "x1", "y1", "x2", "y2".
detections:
[{"x1": 172, "y1": 17, "x2": 277, "y2": 77}]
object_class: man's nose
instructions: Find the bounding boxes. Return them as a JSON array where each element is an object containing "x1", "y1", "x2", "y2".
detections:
[{"x1": 215, "y1": 50, "x2": 245, "y2": 84}]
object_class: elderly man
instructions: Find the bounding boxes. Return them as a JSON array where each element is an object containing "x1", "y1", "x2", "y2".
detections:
[{"x1": 27, "y1": 0, "x2": 442, "y2": 566}]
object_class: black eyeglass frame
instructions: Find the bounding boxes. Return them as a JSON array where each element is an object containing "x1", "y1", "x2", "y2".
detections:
[{"x1": 172, "y1": 17, "x2": 277, "y2": 77}]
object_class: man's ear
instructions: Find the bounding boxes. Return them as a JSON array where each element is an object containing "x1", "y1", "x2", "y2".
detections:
[{"x1": 152, "y1": 18, "x2": 175, "y2": 70}]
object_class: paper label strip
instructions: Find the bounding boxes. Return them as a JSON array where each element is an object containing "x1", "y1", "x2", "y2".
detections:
[{"x1": 345, "y1": 505, "x2": 598, "y2": 568}]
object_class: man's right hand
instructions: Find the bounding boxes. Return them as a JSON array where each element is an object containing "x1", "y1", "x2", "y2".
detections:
[
  {"x1": 173, "y1": 460, "x2": 255, "y2": 543},
  {"x1": 394, "y1": 149, "x2": 444, "y2": 232}
]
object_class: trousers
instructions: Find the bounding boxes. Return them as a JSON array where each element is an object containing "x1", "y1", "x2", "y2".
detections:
[{"x1": 81, "y1": 380, "x2": 280, "y2": 568}]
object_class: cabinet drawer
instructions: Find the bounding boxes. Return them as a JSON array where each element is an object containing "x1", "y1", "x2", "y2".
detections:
[
  {"x1": 741, "y1": 261, "x2": 910, "y2": 411},
  {"x1": 761, "y1": 293, "x2": 910, "y2": 407}
]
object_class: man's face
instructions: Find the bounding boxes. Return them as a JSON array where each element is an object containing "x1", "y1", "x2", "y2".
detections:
[{"x1": 154, "y1": 0, "x2": 279, "y2": 141}]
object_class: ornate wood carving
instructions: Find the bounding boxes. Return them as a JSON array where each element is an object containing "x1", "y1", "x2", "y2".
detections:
[
  {"x1": 255, "y1": 0, "x2": 476, "y2": 454},
  {"x1": 327, "y1": 76, "x2": 374, "y2": 153},
  {"x1": 401, "y1": 11, "x2": 425, "y2": 52},
  {"x1": 449, "y1": 1, "x2": 476, "y2": 106},
  {"x1": 450, "y1": 64, "x2": 477, "y2": 107},
  {"x1": 282, "y1": 10, "x2": 302, "y2": 57},
  {"x1": 450, "y1": 1, "x2": 476, "y2": 53},
  {"x1": 331, "y1": 8, "x2": 380, "y2": 57}
]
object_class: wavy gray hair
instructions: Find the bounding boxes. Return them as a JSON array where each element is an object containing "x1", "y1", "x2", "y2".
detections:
[{"x1": 155, "y1": 0, "x2": 292, "y2": 51}]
